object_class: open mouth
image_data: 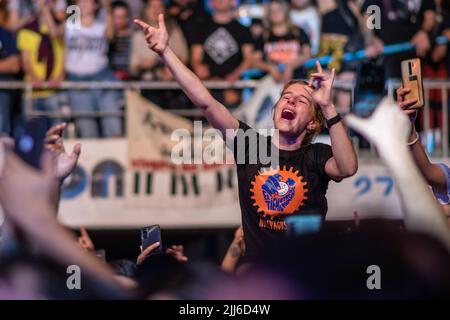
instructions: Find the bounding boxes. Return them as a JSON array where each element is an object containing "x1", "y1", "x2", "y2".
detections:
[{"x1": 281, "y1": 109, "x2": 296, "y2": 121}]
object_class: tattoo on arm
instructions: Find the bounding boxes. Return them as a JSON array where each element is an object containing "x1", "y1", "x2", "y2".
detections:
[{"x1": 229, "y1": 244, "x2": 241, "y2": 258}]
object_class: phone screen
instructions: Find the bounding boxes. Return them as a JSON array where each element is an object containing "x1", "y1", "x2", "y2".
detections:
[
  {"x1": 13, "y1": 118, "x2": 46, "y2": 169},
  {"x1": 140, "y1": 225, "x2": 162, "y2": 253}
]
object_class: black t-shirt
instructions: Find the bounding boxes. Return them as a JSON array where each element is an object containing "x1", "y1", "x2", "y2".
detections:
[
  {"x1": 234, "y1": 121, "x2": 335, "y2": 262},
  {"x1": 361, "y1": 0, "x2": 436, "y2": 44},
  {"x1": 255, "y1": 29, "x2": 310, "y2": 65},
  {"x1": 321, "y1": 4, "x2": 358, "y2": 37},
  {"x1": 191, "y1": 19, "x2": 253, "y2": 78},
  {"x1": 0, "y1": 27, "x2": 19, "y2": 80}
]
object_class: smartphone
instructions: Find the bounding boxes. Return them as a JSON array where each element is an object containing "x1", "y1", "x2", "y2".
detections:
[
  {"x1": 401, "y1": 58, "x2": 424, "y2": 109},
  {"x1": 13, "y1": 118, "x2": 46, "y2": 169},
  {"x1": 140, "y1": 225, "x2": 162, "y2": 253}
]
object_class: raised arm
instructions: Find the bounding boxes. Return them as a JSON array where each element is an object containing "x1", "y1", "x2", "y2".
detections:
[
  {"x1": 310, "y1": 62, "x2": 358, "y2": 179},
  {"x1": 0, "y1": 147, "x2": 124, "y2": 296},
  {"x1": 134, "y1": 15, "x2": 239, "y2": 137},
  {"x1": 396, "y1": 86, "x2": 446, "y2": 193}
]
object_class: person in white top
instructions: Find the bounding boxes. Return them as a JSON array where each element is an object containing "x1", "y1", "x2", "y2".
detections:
[
  {"x1": 64, "y1": 0, "x2": 122, "y2": 138},
  {"x1": 289, "y1": 0, "x2": 320, "y2": 56}
]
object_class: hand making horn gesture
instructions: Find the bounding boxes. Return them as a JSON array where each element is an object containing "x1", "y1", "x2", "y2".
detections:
[
  {"x1": 309, "y1": 61, "x2": 336, "y2": 109},
  {"x1": 134, "y1": 14, "x2": 169, "y2": 56}
]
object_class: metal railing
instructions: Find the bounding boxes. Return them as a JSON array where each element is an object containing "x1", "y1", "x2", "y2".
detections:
[
  {"x1": 1, "y1": 80, "x2": 262, "y2": 118},
  {"x1": 0, "y1": 79, "x2": 355, "y2": 117}
]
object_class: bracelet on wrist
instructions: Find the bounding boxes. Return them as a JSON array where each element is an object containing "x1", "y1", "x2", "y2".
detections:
[
  {"x1": 407, "y1": 132, "x2": 419, "y2": 146},
  {"x1": 326, "y1": 113, "x2": 342, "y2": 129}
]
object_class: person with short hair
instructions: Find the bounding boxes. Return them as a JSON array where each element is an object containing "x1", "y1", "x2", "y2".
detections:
[{"x1": 134, "y1": 15, "x2": 358, "y2": 265}]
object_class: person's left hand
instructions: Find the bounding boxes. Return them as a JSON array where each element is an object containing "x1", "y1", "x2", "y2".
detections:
[
  {"x1": 309, "y1": 61, "x2": 336, "y2": 109},
  {"x1": 44, "y1": 123, "x2": 81, "y2": 180}
]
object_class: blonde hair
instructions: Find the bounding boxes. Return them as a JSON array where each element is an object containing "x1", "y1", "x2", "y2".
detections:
[
  {"x1": 264, "y1": 0, "x2": 297, "y2": 37},
  {"x1": 280, "y1": 80, "x2": 324, "y2": 147}
]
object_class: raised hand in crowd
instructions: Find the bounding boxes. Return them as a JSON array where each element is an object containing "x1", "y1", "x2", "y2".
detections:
[
  {"x1": 309, "y1": 61, "x2": 336, "y2": 111},
  {"x1": 78, "y1": 226, "x2": 95, "y2": 252},
  {"x1": 44, "y1": 122, "x2": 81, "y2": 181},
  {"x1": 137, "y1": 241, "x2": 188, "y2": 265},
  {"x1": 134, "y1": 15, "x2": 170, "y2": 56},
  {"x1": 166, "y1": 245, "x2": 188, "y2": 262},
  {"x1": 396, "y1": 86, "x2": 419, "y2": 125},
  {"x1": 134, "y1": 14, "x2": 239, "y2": 138}
]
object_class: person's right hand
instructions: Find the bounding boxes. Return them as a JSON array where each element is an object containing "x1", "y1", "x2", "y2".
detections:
[
  {"x1": 396, "y1": 86, "x2": 418, "y2": 126},
  {"x1": 136, "y1": 242, "x2": 161, "y2": 265},
  {"x1": 134, "y1": 14, "x2": 169, "y2": 56}
]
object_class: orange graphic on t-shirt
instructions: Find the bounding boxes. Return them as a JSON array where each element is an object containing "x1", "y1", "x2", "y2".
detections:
[
  {"x1": 265, "y1": 40, "x2": 300, "y2": 65},
  {"x1": 250, "y1": 166, "x2": 308, "y2": 219}
]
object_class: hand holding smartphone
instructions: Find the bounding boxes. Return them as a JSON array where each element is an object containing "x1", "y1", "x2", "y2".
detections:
[
  {"x1": 140, "y1": 224, "x2": 162, "y2": 254},
  {"x1": 401, "y1": 58, "x2": 424, "y2": 110},
  {"x1": 13, "y1": 118, "x2": 47, "y2": 169}
]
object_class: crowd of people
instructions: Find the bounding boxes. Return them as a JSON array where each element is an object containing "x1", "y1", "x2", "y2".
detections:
[{"x1": 0, "y1": 0, "x2": 449, "y2": 138}]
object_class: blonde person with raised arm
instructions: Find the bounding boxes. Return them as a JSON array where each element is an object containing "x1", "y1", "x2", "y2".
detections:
[{"x1": 134, "y1": 15, "x2": 357, "y2": 266}]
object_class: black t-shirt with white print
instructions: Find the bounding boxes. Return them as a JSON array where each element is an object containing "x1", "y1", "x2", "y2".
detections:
[
  {"x1": 191, "y1": 19, "x2": 253, "y2": 78},
  {"x1": 254, "y1": 29, "x2": 310, "y2": 65},
  {"x1": 234, "y1": 121, "x2": 335, "y2": 263}
]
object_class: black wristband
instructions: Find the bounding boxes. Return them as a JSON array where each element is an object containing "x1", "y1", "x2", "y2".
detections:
[{"x1": 326, "y1": 114, "x2": 342, "y2": 129}]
